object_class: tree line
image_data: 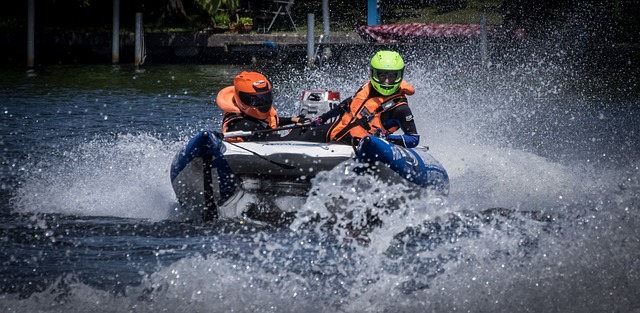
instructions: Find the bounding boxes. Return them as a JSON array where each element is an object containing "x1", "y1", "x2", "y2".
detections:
[{"x1": 1, "y1": 0, "x2": 637, "y2": 42}]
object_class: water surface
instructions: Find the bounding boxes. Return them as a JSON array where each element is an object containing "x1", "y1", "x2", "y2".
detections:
[{"x1": 0, "y1": 51, "x2": 638, "y2": 312}]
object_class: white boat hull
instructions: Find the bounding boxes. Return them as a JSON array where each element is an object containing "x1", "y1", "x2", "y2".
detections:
[{"x1": 170, "y1": 131, "x2": 449, "y2": 223}]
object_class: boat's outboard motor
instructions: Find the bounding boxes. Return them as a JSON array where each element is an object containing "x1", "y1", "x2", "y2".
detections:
[{"x1": 299, "y1": 90, "x2": 340, "y2": 121}]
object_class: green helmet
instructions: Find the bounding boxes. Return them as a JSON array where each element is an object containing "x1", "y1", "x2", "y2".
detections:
[{"x1": 370, "y1": 50, "x2": 405, "y2": 96}]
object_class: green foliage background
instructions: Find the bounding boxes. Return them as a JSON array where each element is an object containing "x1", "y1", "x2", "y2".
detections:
[{"x1": 0, "y1": 0, "x2": 638, "y2": 42}]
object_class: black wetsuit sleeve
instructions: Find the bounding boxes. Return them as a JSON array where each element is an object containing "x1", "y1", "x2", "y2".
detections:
[
  {"x1": 279, "y1": 117, "x2": 294, "y2": 125},
  {"x1": 381, "y1": 104, "x2": 421, "y2": 148},
  {"x1": 388, "y1": 105, "x2": 418, "y2": 134}
]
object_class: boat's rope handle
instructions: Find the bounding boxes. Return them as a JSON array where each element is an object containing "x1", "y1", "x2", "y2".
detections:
[
  {"x1": 223, "y1": 140, "x2": 297, "y2": 170},
  {"x1": 223, "y1": 123, "x2": 311, "y2": 139}
]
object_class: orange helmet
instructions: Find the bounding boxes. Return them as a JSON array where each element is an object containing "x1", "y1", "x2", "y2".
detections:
[{"x1": 233, "y1": 71, "x2": 273, "y2": 119}]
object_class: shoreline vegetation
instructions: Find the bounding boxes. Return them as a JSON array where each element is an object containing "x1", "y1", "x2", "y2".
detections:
[
  {"x1": 0, "y1": 0, "x2": 638, "y2": 67},
  {"x1": 0, "y1": 1, "x2": 637, "y2": 38}
]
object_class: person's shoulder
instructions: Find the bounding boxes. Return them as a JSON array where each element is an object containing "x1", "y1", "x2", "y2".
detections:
[
  {"x1": 399, "y1": 80, "x2": 415, "y2": 96},
  {"x1": 217, "y1": 86, "x2": 240, "y2": 112},
  {"x1": 390, "y1": 102, "x2": 413, "y2": 114}
]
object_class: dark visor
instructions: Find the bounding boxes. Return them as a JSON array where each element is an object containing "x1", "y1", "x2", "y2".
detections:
[
  {"x1": 373, "y1": 69, "x2": 403, "y2": 84},
  {"x1": 238, "y1": 91, "x2": 273, "y2": 113}
]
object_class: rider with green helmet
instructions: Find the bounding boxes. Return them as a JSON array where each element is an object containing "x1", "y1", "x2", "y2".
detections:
[
  {"x1": 370, "y1": 50, "x2": 405, "y2": 96},
  {"x1": 296, "y1": 50, "x2": 420, "y2": 148}
]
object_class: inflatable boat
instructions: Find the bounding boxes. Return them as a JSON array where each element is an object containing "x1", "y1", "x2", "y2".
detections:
[
  {"x1": 169, "y1": 130, "x2": 449, "y2": 223},
  {"x1": 170, "y1": 90, "x2": 449, "y2": 223}
]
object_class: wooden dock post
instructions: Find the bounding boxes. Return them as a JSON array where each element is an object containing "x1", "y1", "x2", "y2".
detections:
[
  {"x1": 112, "y1": 0, "x2": 120, "y2": 64},
  {"x1": 27, "y1": 0, "x2": 35, "y2": 68},
  {"x1": 135, "y1": 13, "x2": 144, "y2": 68},
  {"x1": 307, "y1": 13, "x2": 315, "y2": 66},
  {"x1": 322, "y1": 0, "x2": 331, "y2": 62}
]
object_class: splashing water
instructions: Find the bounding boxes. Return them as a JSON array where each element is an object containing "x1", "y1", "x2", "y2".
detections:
[
  {"x1": 1, "y1": 36, "x2": 639, "y2": 312},
  {"x1": 13, "y1": 133, "x2": 182, "y2": 220}
]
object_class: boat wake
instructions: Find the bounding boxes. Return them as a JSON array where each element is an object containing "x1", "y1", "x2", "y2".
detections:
[
  {"x1": 4, "y1": 45, "x2": 640, "y2": 312},
  {"x1": 5, "y1": 120, "x2": 639, "y2": 313},
  {"x1": 11, "y1": 133, "x2": 183, "y2": 221}
]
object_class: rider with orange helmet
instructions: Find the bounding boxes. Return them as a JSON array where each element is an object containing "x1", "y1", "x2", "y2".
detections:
[{"x1": 216, "y1": 71, "x2": 303, "y2": 142}]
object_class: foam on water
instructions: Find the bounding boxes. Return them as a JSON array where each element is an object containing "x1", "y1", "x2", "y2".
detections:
[
  {"x1": 12, "y1": 133, "x2": 183, "y2": 221},
  {"x1": 4, "y1": 35, "x2": 640, "y2": 312}
]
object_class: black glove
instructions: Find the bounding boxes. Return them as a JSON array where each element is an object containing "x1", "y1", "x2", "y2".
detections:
[
  {"x1": 372, "y1": 128, "x2": 388, "y2": 139},
  {"x1": 298, "y1": 116, "x2": 323, "y2": 127},
  {"x1": 311, "y1": 117, "x2": 323, "y2": 127}
]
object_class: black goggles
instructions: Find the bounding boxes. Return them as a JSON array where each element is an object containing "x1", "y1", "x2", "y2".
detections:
[{"x1": 238, "y1": 91, "x2": 273, "y2": 113}]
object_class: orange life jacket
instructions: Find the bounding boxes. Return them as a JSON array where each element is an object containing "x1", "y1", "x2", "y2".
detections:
[
  {"x1": 327, "y1": 80, "x2": 415, "y2": 143},
  {"x1": 216, "y1": 86, "x2": 279, "y2": 142}
]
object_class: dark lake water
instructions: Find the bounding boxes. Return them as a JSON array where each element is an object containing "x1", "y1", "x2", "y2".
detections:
[{"x1": 1, "y1": 45, "x2": 639, "y2": 312}]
